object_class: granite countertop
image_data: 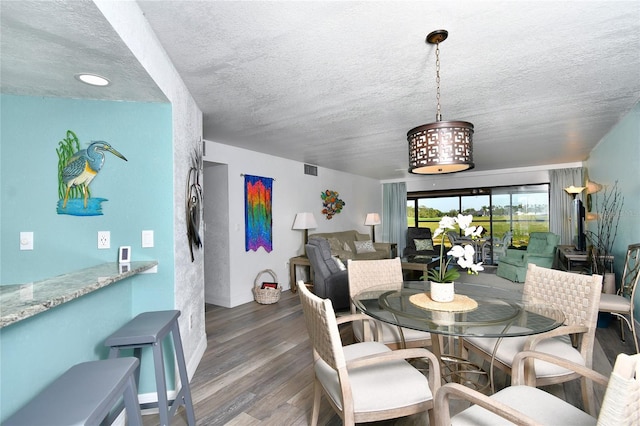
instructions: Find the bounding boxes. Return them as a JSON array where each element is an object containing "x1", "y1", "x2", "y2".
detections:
[{"x1": 0, "y1": 261, "x2": 158, "y2": 328}]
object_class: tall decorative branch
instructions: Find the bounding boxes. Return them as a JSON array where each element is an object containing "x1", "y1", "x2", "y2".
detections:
[{"x1": 587, "y1": 181, "x2": 623, "y2": 275}]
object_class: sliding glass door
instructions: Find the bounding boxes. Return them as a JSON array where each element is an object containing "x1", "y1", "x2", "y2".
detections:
[{"x1": 407, "y1": 184, "x2": 550, "y2": 264}]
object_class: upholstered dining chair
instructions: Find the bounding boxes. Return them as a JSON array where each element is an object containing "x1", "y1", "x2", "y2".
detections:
[
  {"x1": 347, "y1": 257, "x2": 432, "y2": 350},
  {"x1": 599, "y1": 242, "x2": 640, "y2": 354},
  {"x1": 463, "y1": 264, "x2": 603, "y2": 415},
  {"x1": 297, "y1": 280, "x2": 440, "y2": 426},
  {"x1": 435, "y1": 351, "x2": 640, "y2": 426}
]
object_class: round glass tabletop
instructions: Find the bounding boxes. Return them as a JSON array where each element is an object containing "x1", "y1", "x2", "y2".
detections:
[{"x1": 352, "y1": 281, "x2": 565, "y2": 338}]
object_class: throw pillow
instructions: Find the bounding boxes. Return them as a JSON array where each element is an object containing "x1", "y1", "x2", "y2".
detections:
[
  {"x1": 332, "y1": 256, "x2": 346, "y2": 271},
  {"x1": 354, "y1": 240, "x2": 376, "y2": 254},
  {"x1": 343, "y1": 242, "x2": 352, "y2": 252},
  {"x1": 327, "y1": 237, "x2": 342, "y2": 253},
  {"x1": 414, "y1": 238, "x2": 434, "y2": 251}
]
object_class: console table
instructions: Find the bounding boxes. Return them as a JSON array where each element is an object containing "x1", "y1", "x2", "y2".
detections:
[
  {"x1": 558, "y1": 245, "x2": 613, "y2": 273},
  {"x1": 0, "y1": 261, "x2": 158, "y2": 328}
]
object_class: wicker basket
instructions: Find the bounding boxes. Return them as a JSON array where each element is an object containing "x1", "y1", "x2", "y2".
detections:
[{"x1": 253, "y1": 269, "x2": 281, "y2": 304}]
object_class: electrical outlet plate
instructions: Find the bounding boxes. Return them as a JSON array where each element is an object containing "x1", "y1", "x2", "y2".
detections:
[{"x1": 98, "y1": 231, "x2": 110, "y2": 249}]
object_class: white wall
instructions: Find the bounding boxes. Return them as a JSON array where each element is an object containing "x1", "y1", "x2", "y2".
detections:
[
  {"x1": 203, "y1": 140, "x2": 382, "y2": 307},
  {"x1": 95, "y1": 0, "x2": 206, "y2": 377},
  {"x1": 386, "y1": 163, "x2": 583, "y2": 192}
]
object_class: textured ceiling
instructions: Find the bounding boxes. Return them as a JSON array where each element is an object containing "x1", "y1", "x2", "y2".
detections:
[{"x1": 2, "y1": 1, "x2": 640, "y2": 180}]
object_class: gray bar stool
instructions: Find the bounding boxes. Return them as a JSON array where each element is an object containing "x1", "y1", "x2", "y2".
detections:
[
  {"x1": 4, "y1": 357, "x2": 142, "y2": 426},
  {"x1": 104, "y1": 310, "x2": 195, "y2": 426}
]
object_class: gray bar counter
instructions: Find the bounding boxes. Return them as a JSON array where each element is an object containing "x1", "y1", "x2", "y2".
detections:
[{"x1": 0, "y1": 261, "x2": 158, "y2": 328}]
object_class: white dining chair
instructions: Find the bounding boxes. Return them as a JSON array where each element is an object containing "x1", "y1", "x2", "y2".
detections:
[
  {"x1": 599, "y1": 242, "x2": 640, "y2": 354},
  {"x1": 297, "y1": 280, "x2": 440, "y2": 426},
  {"x1": 435, "y1": 351, "x2": 640, "y2": 426},
  {"x1": 463, "y1": 264, "x2": 603, "y2": 415},
  {"x1": 481, "y1": 231, "x2": 512, "y2": 263},
  {"x1": 347, "y1": 257, "x2": 432, "y2": 350}
]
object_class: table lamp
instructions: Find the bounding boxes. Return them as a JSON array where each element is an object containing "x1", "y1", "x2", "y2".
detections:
[
  {"x1": 292, "y1": 212, "x2": 318, "y2": 247},
  {"x1": 364, "y1": 213, "x2": 381, "y2": 242}
]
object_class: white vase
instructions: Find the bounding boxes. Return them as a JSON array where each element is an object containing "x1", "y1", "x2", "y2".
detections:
[
  {"x1": 430, "y1": 281, "x2": 455, "y2": 302},
  {"x1": 602, "y1": 272, "x2": 616, "y2": 294},
  {"x1": 432, "y1": 310, "x2": 455, "y2": 325}
]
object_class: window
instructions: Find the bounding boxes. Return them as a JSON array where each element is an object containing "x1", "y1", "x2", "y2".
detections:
[{"x1": 408, "y1": 184, "x2": 549, "y2": 263}]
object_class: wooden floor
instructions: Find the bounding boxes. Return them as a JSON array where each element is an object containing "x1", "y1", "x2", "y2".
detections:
[{"x1": 143, "y1": 290, "x2": 637, "y2": 426}]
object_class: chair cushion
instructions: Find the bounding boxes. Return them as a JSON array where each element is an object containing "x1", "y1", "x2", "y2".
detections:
[
  {"x1": 352, "y1": 321, "x2": 431, "y2": 346},
  {"x1": 464, "y1": 326, "x2": 585, "y2": 378},
  {"x1": 599, "y1": 294, "x2": 631, "y2": 312},
  {"x1": 451, "y1": 385, "x2": 596, "y2": 426},
  {"x1": 414, "y1": 239, "x2": 434, "y2": 251},
  {"x1": 315, "y1": 341, "x2": 432, "y2": 413},
  {"x1": 354, "y1": 240, "x2": 376, "y2": 254}
]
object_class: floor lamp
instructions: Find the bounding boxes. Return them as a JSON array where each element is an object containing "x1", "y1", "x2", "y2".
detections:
[{"x1": 364, "y1": 213, "x2": 381, "y2": 243}]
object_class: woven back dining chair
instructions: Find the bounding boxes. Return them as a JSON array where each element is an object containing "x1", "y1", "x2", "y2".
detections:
[
  {"x1": 297, "y1": 280, "x2": 440, "y2": 426},
  {"x1": 347, "y1": 257, "x2": 432, "y2": 350},
  {"x1": 463, "y1": 264, "x2": 603, "y2": 415},
  {"x1": 599, "y1": 242, "x2": 640, "y2": 354},
  {"x1": 435, "y1": 351, "x2": 640, "y2": 426}
]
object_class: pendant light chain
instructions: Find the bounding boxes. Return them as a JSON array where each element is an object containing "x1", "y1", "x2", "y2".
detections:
[{"x1": 435, "y1": 41, "x2": 442, "y2": 122}]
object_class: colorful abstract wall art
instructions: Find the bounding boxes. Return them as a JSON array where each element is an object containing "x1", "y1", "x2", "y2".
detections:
[
  {"x1": 244, "y1": 174, "x2": 273, "y2": 252},
  {"x1": 321, "y1": 190, "x2": 345, "y2": 219},
  {"x1": 56, "y1": 130, "x2": 127, "y2": 216}
]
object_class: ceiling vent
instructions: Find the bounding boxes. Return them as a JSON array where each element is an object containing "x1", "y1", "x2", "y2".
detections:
[{"x1": 304, "y1": 164, "x2": 318, "y2": 176}]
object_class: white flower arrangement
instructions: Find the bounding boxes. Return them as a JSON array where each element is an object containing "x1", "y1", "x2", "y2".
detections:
[{"x1": 425, "y1": 214, "x2": 485, "y2": 283}]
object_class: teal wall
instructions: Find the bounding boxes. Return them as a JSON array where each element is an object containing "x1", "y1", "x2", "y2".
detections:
[
  {"x1": 0, "y1": 94, "x2": 175, "y2": 420},
  {"x1": 587, "y1": 101, "x2": 640, "y2": 320}
]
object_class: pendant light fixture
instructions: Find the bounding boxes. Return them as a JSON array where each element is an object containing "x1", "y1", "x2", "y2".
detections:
[{"x1": 407, "y1": 30, "x2": 474, "y2": 174}]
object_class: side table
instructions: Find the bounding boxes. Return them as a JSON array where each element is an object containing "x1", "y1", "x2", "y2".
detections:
[{"x1": 289, "y1": 256, "x2": 312, "y2": 292}]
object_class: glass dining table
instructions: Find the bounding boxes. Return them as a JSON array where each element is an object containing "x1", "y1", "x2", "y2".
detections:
[{"x1": 352, "y1": 280, "x2": 565, "y2": 390}]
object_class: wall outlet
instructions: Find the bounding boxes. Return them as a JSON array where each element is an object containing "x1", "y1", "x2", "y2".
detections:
[{"x1": 98, "y1": 231, "x2": 110, "y2": 249}]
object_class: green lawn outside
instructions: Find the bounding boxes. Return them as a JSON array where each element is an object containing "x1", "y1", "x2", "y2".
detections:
[{"x1": 408, "y1": 215, "x2": 549, "y2": 247}]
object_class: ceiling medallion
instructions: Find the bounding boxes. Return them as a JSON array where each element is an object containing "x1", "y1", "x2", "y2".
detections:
[{"x1": 408, "y1": 30, "x2": 474, "y2": 174}]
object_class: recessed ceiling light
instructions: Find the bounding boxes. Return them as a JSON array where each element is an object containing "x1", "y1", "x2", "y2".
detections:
[{"x1": 74, "y1": 73, "x2": 110, "y2": 87}]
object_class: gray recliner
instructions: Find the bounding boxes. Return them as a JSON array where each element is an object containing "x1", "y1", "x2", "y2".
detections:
[{"x1": 305, "y1": 237, "x2": 350, "y2": 310}]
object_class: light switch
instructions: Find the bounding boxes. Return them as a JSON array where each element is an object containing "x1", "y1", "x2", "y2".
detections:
[
  {"x1": 20, "y1": 232, "x2": 34, "y2": 250},
  {"x1": 142, "y1": 230, "x2": 154, "y2": 248}
]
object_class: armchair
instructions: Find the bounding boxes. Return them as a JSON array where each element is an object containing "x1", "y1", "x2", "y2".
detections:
[
  {"x1": 306, "y1": 237, "x2": 350, "y2": 310},
  {"x1": 496, "y1": 232, "x2": 559, "y2": 282},
  {"x1": 403, "y1": 228, "x2": 441, "y2": 260}
]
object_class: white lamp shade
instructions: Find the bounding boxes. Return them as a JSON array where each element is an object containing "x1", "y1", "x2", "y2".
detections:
[
  {"x1": 564, "y1": 185, "x2": 586, "y2": 195},
  {"x1": 292, "y1": 212, "x2": 318, "y2": 230},
  {"x1": 364, "y1": 213, "x2": 381, "y2": 226}
]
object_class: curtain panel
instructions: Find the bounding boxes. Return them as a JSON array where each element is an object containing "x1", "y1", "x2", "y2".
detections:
[
  {"x1": 382, "y1": 182, "x2": 407, "y2": 257},
  {"x1": 549, "y1": 167, "x2": 583, "y2": 245}
]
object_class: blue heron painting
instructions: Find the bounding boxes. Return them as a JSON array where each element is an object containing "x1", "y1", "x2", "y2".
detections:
[{"x1": 56, "y1": 131, "x2": 127, "y2": 216}]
